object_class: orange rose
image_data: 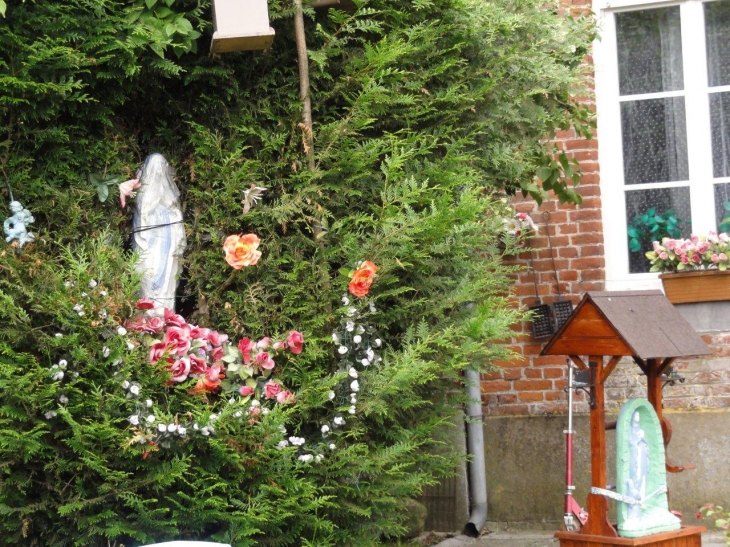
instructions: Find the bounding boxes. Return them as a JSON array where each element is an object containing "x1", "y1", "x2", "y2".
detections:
[
  {"x1": 223, "y1": 233, "x2": 262, "y2": 269},
  {"x1": 348, "y1": 260, "x2": 378, "y2": 298}
]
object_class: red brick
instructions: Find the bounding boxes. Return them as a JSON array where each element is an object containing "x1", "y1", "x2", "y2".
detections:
[
  {"x1": 481, "y1": 380, "x2": 512, "y2": 393},
  {"x1": 571, "y1": 257, "x2": 604, "y2": 270},
  {"x1": 579, "y1": 245, "x2": 603, "y2": 257},
  {"x1": 573, "y1": 232, "x2": 604, "y2": 245},
  {"x1": 559, "y1": 223, "x2": 579, "y2": 235},
  {"x1": 578, "y1": 221, "x2": 604, "y2": 233},
  {"x1": 497, "y1": 394, "x2": 518, "y2": 404},
  {"x1": 543, "y1": 367, "x2": 565, "y2": 379},
  {"x1": 569, "y1": 208, "x2": 602, "y2": 222},
  {"x1": 532, "y1": 355, "x2": 565, "y2": 366},
  {"x1": 519, "y1": 392, "x2": 546, "y2": 403},
  {"x1": 514, "y1": 379, "x2": 553, "y2": 391},
  {"x1": 524, "y1": 368, "x2": 543, "y2": 379},
  {"x1": 503, "y1": 368, "x2": 522, "y2": 380},
  {"x1": 558, "y1": 247, "x2": 579, "y2": 258},
  {"x1": 545, "y1": 391, "x2": 566, "y2": 401}
]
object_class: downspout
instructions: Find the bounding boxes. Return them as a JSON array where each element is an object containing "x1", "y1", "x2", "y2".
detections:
[{"x1": 463, "y1": 368, "x2": 488, "y2": 537}]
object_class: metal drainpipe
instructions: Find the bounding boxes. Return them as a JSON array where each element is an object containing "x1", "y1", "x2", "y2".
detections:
[{"x1": 463, "y1": 368, "x2": 488, "y2": 537}]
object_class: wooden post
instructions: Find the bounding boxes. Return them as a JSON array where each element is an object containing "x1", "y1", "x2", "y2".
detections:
[{"x1": 580, "y1": 356, "x2": 617, "y2": 537}]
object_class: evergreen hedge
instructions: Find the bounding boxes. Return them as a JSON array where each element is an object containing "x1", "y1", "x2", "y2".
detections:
[{"x1": 0, "y1": 0, "x2": 594, "y2": 545}]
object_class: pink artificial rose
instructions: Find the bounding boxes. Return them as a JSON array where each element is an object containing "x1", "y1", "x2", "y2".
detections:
[
  {"x1": 164, "y1": 326, "x2": 192, "y2": 356},
  {"x1": 190, "y1": 326, "x2": 211, "y2": 340},
  {"x1": 659, "y1": 252, "x2": 668, "y2": 261},
  {"x1": 272, "y1": 341, "x2": 284, "y2": 351},
  {"x1": 681, "y1": 255, "x2": 690, "y2": 264},
  {"x1": 238, "y1": 337, "x2": 254, "y2": 364},
  {"x1": 207, "y1": 330, "x2": 228, "y2": 346},
  {"x1": 126, "y1": 316, "x2": 149, "y2": 333},
  {"x1": 287, "y1": 331, "x2": 304, "y2": 355},
  {"x1": 135, "y1": 297, "x2": 155, "y2": 310},
  {"x1": 211, "y1": 345, "x2": 224, "y2": 362},
  {"x1": 256, "y1": 337, "x2": 270, "y2": 349},
  {"x1": 692, "y1": 253, "x2": 701, "y2": 264},
  {"x1": 276, "y1": 390, "x2": 295, "y2": 404},
  {"x1": 720, "y1": 253, "x2": 728, "y2": 262},
  {"x1": 712, "y1": 254, "x2": 720, "y2": 264},
  {"x1": 665, "y1": 239, "x2": 676, "y2": 251},
  {"x1": 168, "y1": 357, "x2": 191, "y2": 383},
  {"x1": 223, "y1": 233, "x2": 262, "y2": 269},
  {"x1": 698, "y1": 241, "x2": 710, "y2": 254},
  {"x1": 691, "y1": 234, "x2": 699, "y2": 245},
  {"x1": 263, "y1": 381, "x2": 282, "y2": 399},
  {"x1": 147, "y1": 316, "x2": 165, "y2": 333},
  {"x1": 254, "y1": 351, "x2": 275, "y2": 370},
  {"x1": 163, "y1": 308, "x2": 187, "y2": 328},
  {"x1": 239, "y1": 385, "x2": 255, "y2": 397},
  {"x1": 119, "y1": 178, "x2": 141, "y2": 208},
  {"x1": 516, "y1": 212, "x2": 528, "y2": 221},
  {"x1": 149, "y1": 341, "x2": 169, "y2": 364},
  {"x1": 189, "y1": 353, "x2": 208, "y2": 375},
  {"x1": 652, "y1": 240, "x2": 661, "y2": 252}
]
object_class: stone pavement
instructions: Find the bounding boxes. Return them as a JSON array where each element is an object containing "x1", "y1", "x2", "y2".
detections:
[{"x1": 431, "y1": 529, "x2": 727, "y2": 547}]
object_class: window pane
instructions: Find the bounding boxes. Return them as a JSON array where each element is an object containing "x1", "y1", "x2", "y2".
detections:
[
  {"x1": 705, "y1": 1, "x2": 730, "y2": 87},
  {"x1": 616, "y1": 7, "x2": 684, "y2": 96},
  {"x1": 710, "y1": 92, "x2": 730, "y2": 177},
  {"x1": 715, "y1": 183, "x2": 730, "y2": 231},
  {"x1": 621, "y1": 98, "x2": 689, "y2": 184},
  {"x1": 626, "y1": 187, "x2": 692, "y2": 273}
]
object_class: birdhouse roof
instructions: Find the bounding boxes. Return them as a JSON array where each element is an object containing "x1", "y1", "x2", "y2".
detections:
[{"x1": 541, "y1": 290, "x2": 711, "y2": 359}]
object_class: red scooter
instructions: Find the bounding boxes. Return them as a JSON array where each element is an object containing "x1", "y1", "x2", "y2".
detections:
[{"x1": 563, "y1": 359, "x2": 589, "y2": 531}]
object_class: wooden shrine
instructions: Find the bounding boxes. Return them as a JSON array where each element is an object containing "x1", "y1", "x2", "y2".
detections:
[{"x1": 541, "y1": 291, "x2": 711, "y2": 547}]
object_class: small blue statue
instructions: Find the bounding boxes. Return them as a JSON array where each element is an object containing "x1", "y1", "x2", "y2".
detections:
[{"x1": 4, "y1": 200, "x2": 35, "y2": 248}]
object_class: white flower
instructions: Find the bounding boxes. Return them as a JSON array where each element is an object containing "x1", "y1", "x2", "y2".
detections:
[
  {"x1": 298, "y1": 454, "x2": 314, "y2": 463},
  {"x1": 277, "y1": 440, "x2": 289, "y2": 450},
  {"x1": 209, "y1": 413, "x2": 219, "y2": 422},
  {"x1": 332, "y1": 332, "x2": 340, "y2": 343},
  {"x1": 353, "y1": 335, "x2": 362, "y2": 344},
  {"x1": 157, "y1": 423, "x2": 166, "y2": 432},
  {"x1": 329, "y1": 443, "x2": 336, "y2": 450},
  {"x1": 145, "y1": 399, "x2": 153, "y2": 408},
  {"x1": 146, "y1": 415, "x2": 156, "y2": 423},
  {"x1": 52, "y1": 371, "x2": 64, "y2": 381},
  {"x1": 73, "y1": 304, "x2": 84, "y2": 312},
  {"x1": 77, "y1": 311, "x2": 85, "y2": 317},
  {"x1": 356, "y1": 325, "x2": 365, "y2": 334},
  {"x1": 130, "y1": 384, "x2": 140, "y2": 396},
  {"x1": 250, "y1": 399, "x2": 260, "y2": 407},
  {"x1": 128, "y1": 415, "x2": 140, "y2": 426},
  {"x1": 44, "y1": 411, "x2": 57, "y2": 419},
  {"x1": 328, "y1": 391, "x2": 336, "y2": 400},
  {"x1": 117, "y1": 326, "x2": 127, "y2": 336},
  {"x1": 348, "y1": 367, "x2": 358, "y2": 378},
  {"x1": 59, "y1": 395, "x2": 69, "y2": 404},
  {"x1": 126, "y1": 341, "x2": 135, "y2": 351},
  {"x1": 121, "y1": 380, "x2": 130, "y2": 390},
  {"x1": 347, "y1": 307, "x2": 357, "y2": 316},
  {"x1": 289, "y1": 436, "x2": 306, "y2": 446},
  {"x1": 333, "y1": 416, "x2": 345, "y2": 426},
  {"x1": 102, "y1": 346, "x2": 111, "y2": 358},
  {"x1": 167, "y1": 424, "x2": 178, "y2": 433},
  {"x1": 72, "y1": 372, "x2": 79, "y2": 379},
  {"x1": 321, "y1": 425, "x2": 330, "y2": 434},
  {"x1": 177, "y1": 426, "x2": 187, "y2": 436},
  {"x1": 338, "y1": 346, "x2": 348, "y2": 355},
  {"x1": 88, "y1": 279, "x2": 98, "y2": 288},
  {"x1": 346, "y1": 321, "x2": 355, "y2": 332},
  {"x1": 193, "y1": 423, "x2": 199, "y2": 430},
  {"x1": 341, "y1": 296, "x2": 350, "y2": 306},
  {"x1": 99, "y1": 309, "x2": 108, "y2": 319},
  {"x1": 81, "y1": 292, "x2": 88, "y2": 298},
  {"x1": 369, "y1": 302, "x2": 376, "y2": 312},
  {"x1": 55, "y1": 333, "x2": 63, "y2": 338},
  {"x1": 350, "y1": 393, "x2": 357, "y2": 403},
  {"x1": 64, "y1": 281, "x2": 72, "y2": 288},
  {"x1": 262, "y1": 408, "x2": 270, "y2": 415},
  {"x1": 373, "y1": 338, "x2": 382, "y2": 347},
  {"x1": 315, "y1": 454, "x2": 324, "y2": 462},
  {"x1": 361, "y1": 358, "x2": 369, "y2": 366},
  {"x1": 367, "y1": 348, "x2": 375, "y2": 361},
  {"x1": 200, "y1": 427, "x2": 210, "y2": 436},
  {"x1": 350, "y1": 380, "x2": 359, "y2": 392},
  {"x1": 279, "y1": 425, "x2": 287, "y2": 434},
  {"x1": 112, "y1": 359, "x2": 123, "y2": 367},
  {"x1": 100, "y1": 290, "x2": 107, "y2": 297},
  {"x1": 348, "y1": 405, "x2": 356, "y2": 414},
  {"x1": 234, "y1": 411, "x2": 242, "y2": 418},
  {"x1": 58, "y1": 359, "x2": 67, "y2": 368}
]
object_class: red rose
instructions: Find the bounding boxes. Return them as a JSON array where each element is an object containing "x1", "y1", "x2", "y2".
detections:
[
  {"x1": 348, "y1": 261, "x2": 378, "y2": 298},
  {"x1": 135, "y1": 297, "x2": 155, "y2": 310},
  {"x1": 263, "y1": 381, "x2": 282, "y2": 399},
  {"x1": 238, "y1": 337, "x2": 254, "y2": 364},
  {"x1": 238, "y1": 385, "x2": 255, "y2": 397}
]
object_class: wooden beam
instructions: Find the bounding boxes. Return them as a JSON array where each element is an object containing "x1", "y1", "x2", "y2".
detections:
[
  {"x1": 632, "y1": 356, "x2": 648, "y2": 375},
  {"x1": 569, "y1": 355, "x2": 587, "y2": 370},
  {"x1": 600, "y1": 355, "x2": 622, "y2": 383}
]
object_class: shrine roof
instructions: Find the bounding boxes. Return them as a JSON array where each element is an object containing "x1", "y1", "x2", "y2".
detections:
[{"x1": 541, "y1": 290, "x2": 711, "y2": 359}]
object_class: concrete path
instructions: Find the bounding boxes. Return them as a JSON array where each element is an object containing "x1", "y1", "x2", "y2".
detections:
[{"x1": 432, "y1": 530, "x2": 727, "y2": 547}]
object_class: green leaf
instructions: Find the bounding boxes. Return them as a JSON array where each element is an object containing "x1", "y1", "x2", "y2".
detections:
[
  {"x1": 339, "y1": 268, "x2": 352, "y2": 278},
  {"x1": 627, "y1": 227, "x2": 639, "y2": 238},
  {"x1": 0, "y1": 0, "x2": 6, "y2": 17},
  {"x1": 97, "y1": 184, "x2": 109, "y2": 202},
  {"x1": 150, "y1": 42, "x2": 165, "y2": 58},
  {"x1": 629, "y1": 238, "x2": 641, "y2": 252},
  {"x1": 145, "y1": 0, "x2": 157, "y2": 9},
  {"x1": 536, "y1": 167, "x2": 552, "y2": 182},
  {"x1": 165, "y1": 23, "x2": 176, "y2": 37}
]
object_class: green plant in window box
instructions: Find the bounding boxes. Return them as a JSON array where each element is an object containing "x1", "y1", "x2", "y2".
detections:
[
  {"x1": 719, "y1": 200, "x2": 730, "y2": 233},
  {"x1": 627, "y1": 208, "x2": 684, "y2": 254}
]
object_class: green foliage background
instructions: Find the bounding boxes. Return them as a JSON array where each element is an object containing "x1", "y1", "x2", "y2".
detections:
[{"x1": 0, "y1": 0, "x2": 594, "y2": 545}]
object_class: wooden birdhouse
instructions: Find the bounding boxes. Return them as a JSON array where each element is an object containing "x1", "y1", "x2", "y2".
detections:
[
  {"x1": 542, "y1": 291, "x2": 711, "y2": 547},
  {"x1": 210, "y1": 0, "x2": 275, "y2": 54}
]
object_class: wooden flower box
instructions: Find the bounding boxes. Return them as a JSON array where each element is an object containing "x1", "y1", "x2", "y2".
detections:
[{"x1": 659, "y1": 269, "x2": 730, "y2": 304}]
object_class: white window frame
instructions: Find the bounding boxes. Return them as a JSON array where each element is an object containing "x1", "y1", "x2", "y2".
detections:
[{"x1": 595, "y1": 0, "x2": 729, "y2": 291}]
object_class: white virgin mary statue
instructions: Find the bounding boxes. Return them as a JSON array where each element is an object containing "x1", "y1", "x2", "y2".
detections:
[{"x1": 133, "y1": 153, "x2": 186, "y2": 315}]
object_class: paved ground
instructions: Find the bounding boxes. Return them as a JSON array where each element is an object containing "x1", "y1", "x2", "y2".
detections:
[{"x1": 431, "y1": 529, "x2": 727, "y2": 547}]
